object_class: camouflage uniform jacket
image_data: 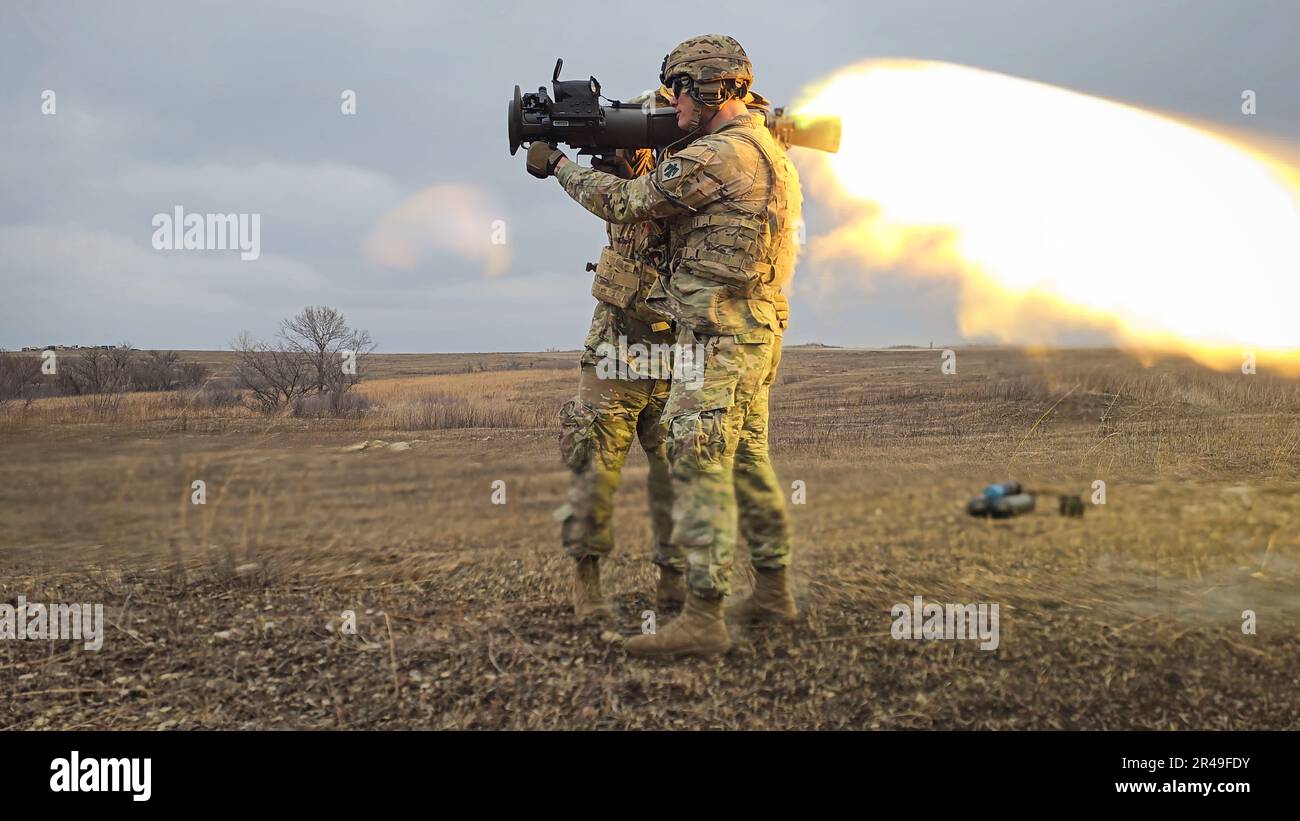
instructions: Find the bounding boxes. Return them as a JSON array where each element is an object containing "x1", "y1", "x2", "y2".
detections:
[{"x1": 556, "y1": 111, "x2": 801, "y2": 336}]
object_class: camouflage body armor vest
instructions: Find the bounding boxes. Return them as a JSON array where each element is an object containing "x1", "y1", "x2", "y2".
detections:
[
  {"x1": 659, "y1": 115, "x2": 801, "y2": 334},
  {"x1": 681, "y1": 126, "x2": 796, "y2": 297}
]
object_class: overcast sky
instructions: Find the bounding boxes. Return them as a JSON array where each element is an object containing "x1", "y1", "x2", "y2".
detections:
[{"x1": 2, "y1": 0, "x2": 1296, "y2": 352}]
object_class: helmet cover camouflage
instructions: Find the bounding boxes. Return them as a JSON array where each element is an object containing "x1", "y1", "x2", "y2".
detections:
[{"x1": 659, "y1": 34, "x2": 754, "y2": 88}]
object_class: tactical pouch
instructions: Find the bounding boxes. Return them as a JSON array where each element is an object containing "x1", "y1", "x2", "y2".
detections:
[{"x1": 590, "y1": 246, "x2": 643, "y2": 309}]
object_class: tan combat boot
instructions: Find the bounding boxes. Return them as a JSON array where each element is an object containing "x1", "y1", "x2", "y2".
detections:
[
  {"x1": 727, "y1": 567, "x2": 798, "y2": 625},
  {"x1": 625, "y1": 592, "x2": 731, "y2": 658},
  {"x1": 573, "y1": 556, "x2": 613, "y2": 621},
  {"x1": 655, "y1": 566, "x2": 686, "y2": 610}
]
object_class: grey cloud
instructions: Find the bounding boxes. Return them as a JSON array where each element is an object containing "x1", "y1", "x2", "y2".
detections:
[{"x1": 1, "y1": 0, "x2": 1295, "y2": 351}]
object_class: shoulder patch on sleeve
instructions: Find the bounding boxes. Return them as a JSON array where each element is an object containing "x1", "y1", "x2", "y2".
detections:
[{"x1": 656, "y1": 142, "x2": 717, "y2": 184}]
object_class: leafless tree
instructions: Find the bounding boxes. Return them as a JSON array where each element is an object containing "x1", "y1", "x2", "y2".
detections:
[
  {"x1": 232, "y1": 307, "x2": 375, "y2": 415},
  {"x1": 279, "y1": 305, "x2": 375, "y2": 395}
]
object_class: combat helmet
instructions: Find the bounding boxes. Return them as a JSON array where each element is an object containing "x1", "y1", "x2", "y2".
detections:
[{"x1": 659, "y1": 35, "x2": 754, "y2": 117}]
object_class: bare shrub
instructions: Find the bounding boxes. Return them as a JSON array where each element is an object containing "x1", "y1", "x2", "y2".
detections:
[
  {"x1": 128, "y1": 350, "x2": 209, "y2": 392},
  {"x1": 194, "y1": 378, "x2": 242, "y2": 409},
  {"x1": 232, "y1": 331, "x2": 312, "y2": 413},
  {"x1": 177, "y1": 361, "x2": 211, "y2": 389},
  {"x1": 132, "y1": 349, "x2": 181, "y2": 391},
  {"x1": 33, "y1": 347, "x2": 208, "y2": 400},
  {"x1": 58, "y1": 346, "x2": 134, "y2": 396},
  {"x1": 0, "y1": 351, "x2": 43, "y2": 406}
]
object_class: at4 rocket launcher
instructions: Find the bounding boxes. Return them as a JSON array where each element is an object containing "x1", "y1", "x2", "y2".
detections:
[{"x1": 508, "y1": 59, "x2": 841, "y2": 156}]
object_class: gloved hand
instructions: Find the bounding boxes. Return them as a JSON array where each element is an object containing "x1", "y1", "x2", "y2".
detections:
[
  {"x1": 591, "y1": 153, "x2": 636, "y2": 179},
  {"x1": 774, "y1": 291, "x2": 790, "y2": 330},
  {"x1": 526, "y1": 141, "x2": 567, "y2": 178}
]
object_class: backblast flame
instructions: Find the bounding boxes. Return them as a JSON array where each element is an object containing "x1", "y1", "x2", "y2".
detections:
[{"x1": 792, "y1": 59, "x2": 1300, "y2": 373}]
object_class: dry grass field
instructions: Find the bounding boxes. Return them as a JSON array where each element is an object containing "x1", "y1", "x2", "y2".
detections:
[{"x1": 1, "y1": 346, "x2": 1298, "y2": 729}]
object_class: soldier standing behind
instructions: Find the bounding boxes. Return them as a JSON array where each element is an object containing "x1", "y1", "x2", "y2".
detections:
[
  {"x1": 556, "y1": 91, "x2": 685, "y2": 622},
  {"x1": 527, "y1": 35, "x2": 801, "y2": 658}
]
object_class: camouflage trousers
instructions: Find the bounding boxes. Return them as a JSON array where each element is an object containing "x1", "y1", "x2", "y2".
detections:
[
  {"x1": 557, "y1": 305, "x2": 681, "y2": 570},
  {"x1": 663, "y1": 324, "x2": 792, "y2": 599}
]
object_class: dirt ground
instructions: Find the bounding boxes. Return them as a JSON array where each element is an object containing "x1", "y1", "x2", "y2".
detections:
[{"x1": 1, "y1": 346, "x2": 1298, "y2": 729}]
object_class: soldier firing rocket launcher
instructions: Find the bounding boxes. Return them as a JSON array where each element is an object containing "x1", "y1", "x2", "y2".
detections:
[{"x1": 507, "y1": 59, "x2": 842, "y2": 156}]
